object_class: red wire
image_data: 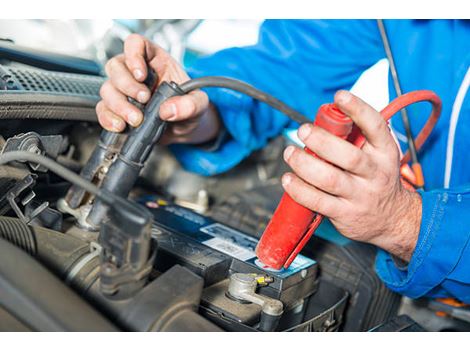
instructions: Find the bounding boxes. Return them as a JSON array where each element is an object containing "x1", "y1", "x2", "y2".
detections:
[
  {"x1": 381, "y1": 90, "x2": 442, "y2": 165},
  {"x1": 351, "y1": 90, "x2": 442, "y2": 166}
]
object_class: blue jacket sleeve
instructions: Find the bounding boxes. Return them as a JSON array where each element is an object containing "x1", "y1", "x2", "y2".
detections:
[
  {"x1": 171, "y1": 19, "x2": 384, "y2": 175},
  {"x1": 376, "y1": 186, "x2": 470, "y2": 303}
]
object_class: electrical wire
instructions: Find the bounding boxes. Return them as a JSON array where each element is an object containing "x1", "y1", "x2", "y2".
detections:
[
  {"x1": 0, "y1": 151, "x2": 113, "y2": 205},
  {"x1": 178, "y1": 76, "x2": 310, "y2": 125}
]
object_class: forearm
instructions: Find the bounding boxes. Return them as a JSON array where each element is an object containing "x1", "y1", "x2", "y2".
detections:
[{"x1": 376, "y1": 186, "x2": 470, "y2": 303}]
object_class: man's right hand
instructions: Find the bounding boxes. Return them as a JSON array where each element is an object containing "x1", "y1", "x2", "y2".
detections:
[{"x1": 96, "y1": 34, "x2": 221, "y2": 145}]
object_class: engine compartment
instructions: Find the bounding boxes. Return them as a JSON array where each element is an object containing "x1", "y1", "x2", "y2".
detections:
[{"x1": 1, "y1": 55, "x2": 467, "y2": 332}]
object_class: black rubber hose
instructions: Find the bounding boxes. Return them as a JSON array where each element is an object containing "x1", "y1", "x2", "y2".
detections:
[
  {"x1": 0, "y1": 216, "x2": 36, "y2": 255},
  {"x1": 178, "y1": 76, "x2": 310, "y2": 125},
  {"x1": 0, "y1": 238, "x2": 118, "y2": 331}
]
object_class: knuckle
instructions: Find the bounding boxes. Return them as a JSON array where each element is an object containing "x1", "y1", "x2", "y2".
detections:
[
  {"x1": 288, "y1": 147, "x2": 301, "y2": 165},
  {"x1": 187, "y1": 100, "x2": 198, "y2": 117},
  {"x1": 95, "y1": 101, "x2": 104, "y2": 115},
  {"x1": 307, "y1": 127, "x2": 323, "y2": 148},
  {"x1": 200, "y1": 91, "x2": 209, "y2": 105},
  {"x1": 126, "y1": 33, "x2": 144, "y2": 43},
  {"x1": 345, "y1": 150, "x2": 362, "y2": 170},
  {"x1": 104, "y1": 59, "x2": 113, "y2": 76},
  {"x1": 370, "y1": 117, "x2": 385, "y2": 133},
  {"x1": 96, "y1": 106, "x2": 109, "y2": 126},
  {"x1": 355, "y1": 103, "x2": 368, "y2": 117},
  {"x1": 375, "y1": 169, "x2": 393, "y2": 188},
  {"x1": 99, "y1": 81, "x2": 110, "y2": 98},
  {"x1": 105, "y1": 56, "x2": 121, "y2": 76},
  {"x1": 306, "y1": 194, "x2": 320, "y2": 212},
  {"x1": 181, "y1": 98, "x2": 197, "y2": 117},
  {"x1": 194, "y1": 90, "x2": 209, "y2": 107},
  {"x1": 324, "y1": 172, "x2": 339, "y2": 192},
  {"x1": 107, "y1": 57, "x2": 117, "y2": 70},
  {"x1": 126, "y1": 82, "x2": 140, "y2": 96}
]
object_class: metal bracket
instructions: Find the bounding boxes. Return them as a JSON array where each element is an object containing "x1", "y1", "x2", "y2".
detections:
[
  {"x1": 3, "y1": 174, "x2": 49, "y2": 224},
  {"x1": 1, "y1": 132, "x2": 67, "y2": 172}
]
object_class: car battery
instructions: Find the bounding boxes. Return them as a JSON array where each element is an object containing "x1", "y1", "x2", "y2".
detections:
[{"x1": 141, "y1": 197, "x2": 318, "y2": 305}]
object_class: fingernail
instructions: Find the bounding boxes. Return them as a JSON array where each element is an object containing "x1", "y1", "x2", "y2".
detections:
[
  {"x1": 161, "y1": 103, "x2": 177, "y2": 120},
  {"x1": 282, "y1": 174, "x2": 292, "y2": 187},
  {"x1": 111, "y1": 118, "x2": 125, "y2": 131},
  {"x1": 337, "y1": 90, "x2": 352, "y2": 104},
  {"x1": 127, "y1": 111, "x2": 142, "y2": 126},
  {"x1": 137, "y1": 90, "x2": 149, "y2": 104},
  {"x1": 133, "y1": 69, "x2": 144, "y2": 80},
  {"x1": 283, "y1": 145, "x2": 295, "y2": 161},
  {"x1": 298, "y1": 124, "x2": 312, "y2": 141}
]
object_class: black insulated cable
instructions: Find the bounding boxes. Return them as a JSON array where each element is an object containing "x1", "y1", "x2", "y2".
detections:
[
  {"x1": 178, "y1": 76, "x2": 311, "y2": 125},
  {"x1": 0, "y1": 151, "x2": 109, "y2": 203}
]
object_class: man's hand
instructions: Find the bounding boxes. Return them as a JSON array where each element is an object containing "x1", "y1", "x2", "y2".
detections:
[
  {"x1": 96, "y1": 34, "x2": 221, "y2": 145},
  {"x1": 282, "y1": 90, "x2": 422, "y2": 261}
]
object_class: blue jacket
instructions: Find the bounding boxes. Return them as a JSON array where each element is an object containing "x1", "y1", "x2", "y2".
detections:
[{"x1": 172, "y1": 20, "x2": 470, "y2": 303}]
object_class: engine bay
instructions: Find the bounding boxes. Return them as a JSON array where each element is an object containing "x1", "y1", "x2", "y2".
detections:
[{"x1": 1, "y1": 46, "x2": 469, "y2": 332}]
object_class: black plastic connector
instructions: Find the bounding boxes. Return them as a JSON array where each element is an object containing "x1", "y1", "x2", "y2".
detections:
[
  {"x1": 99, "y1": 194, "x2": 156, "y2": 299},
  {"x1": 87, "y1": 81, "x2": 184, "y2": 227}
]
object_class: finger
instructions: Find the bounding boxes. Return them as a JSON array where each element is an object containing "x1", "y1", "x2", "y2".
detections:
[
  {"x1": 96, "y1": 101, "x2": 126, "y2": 132},
  {"x1": 283, "y1": 145, "x2": 353, "y2": 197},
  {"x1": 159, "y1": 90, "x2": 209, "y2": 121},
  {"x1": 297, "y1": 124, "x2": 374, "y2": 176},
  {"x1": 334, "y1": 90, "x2": 393, "y2": 150},
  {"x1": 123, "y1": 34, "x2": 156, "y2": 81},
  {"x1": 100, "y1": 81, "x2": 143, "y2": 127},
  {"x1": 281, "y1": 172, "x2": 341, "y2": 218},
  {"x1": 170, "y1": 121, "x2": 199, "y2": 136},
  {"x1": 159, "y1": 131, "x2": 192, "y2": 145},
  {"x1": 105, "y1": 55, "x2": 150, "y2": 103},
  {"x1": 160, "y1": 120, "x2": 199, "y2": 143}
]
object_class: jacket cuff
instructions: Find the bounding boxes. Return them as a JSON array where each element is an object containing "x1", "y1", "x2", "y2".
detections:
[{"x1": 376, "y1": 190, "x2": 470, "y2": 298}]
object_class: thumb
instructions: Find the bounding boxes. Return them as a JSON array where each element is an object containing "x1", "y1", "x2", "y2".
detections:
[{"x1": 159, "y1": 90, "x2": 209, "y2": 122}]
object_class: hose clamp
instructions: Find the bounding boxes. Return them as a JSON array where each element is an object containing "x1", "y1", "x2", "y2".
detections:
[{"x1": 65, "y1": 242, "x2": 101, "y2": 285}]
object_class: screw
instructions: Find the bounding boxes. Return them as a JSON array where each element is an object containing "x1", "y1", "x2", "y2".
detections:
[{"x1": 27, "y1": 144, "x2": 42, "y2": 155}]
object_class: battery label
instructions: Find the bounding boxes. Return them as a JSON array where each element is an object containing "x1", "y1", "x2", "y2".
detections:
[
  {"x1": 201, "y1": 223, "x2": 257, "y2": 261},
  {"x1": 203, "y1": 237, "x2": 255, "y2": 261},
  {"x1": 141, "y1": 197, "x2": 317, "y2": 279}
]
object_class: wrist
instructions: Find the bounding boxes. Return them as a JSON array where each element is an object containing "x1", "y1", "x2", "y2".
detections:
[{"x1": 373, "y1": 188, "x2": 422, "y2": 262}]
